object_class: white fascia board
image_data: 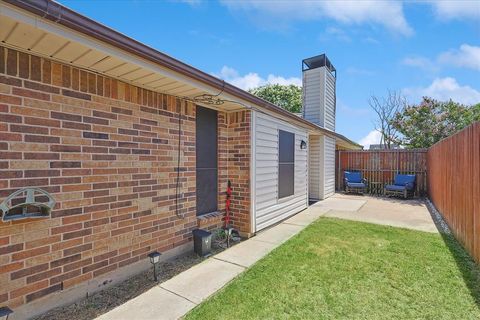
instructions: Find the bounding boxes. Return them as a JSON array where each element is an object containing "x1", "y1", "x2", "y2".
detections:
[{"x1": 0, "y1": 2, "x2": 248, "y2": 107}]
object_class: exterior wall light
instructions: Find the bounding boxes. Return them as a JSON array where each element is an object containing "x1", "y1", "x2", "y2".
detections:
[
  {"x1": 300, "y1": 140, "x2": 307, "y2": 150},
  {"x1": 147, "y1": 251, "x2": 162, "y2": 282},
  {"x1": 0, "y1": 306, "x2": 13, "y2": 320}
]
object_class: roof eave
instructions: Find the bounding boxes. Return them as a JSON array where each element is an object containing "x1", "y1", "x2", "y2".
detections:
[{"x1": 5, "y1": 0, "x2": 362, "y2": 149}]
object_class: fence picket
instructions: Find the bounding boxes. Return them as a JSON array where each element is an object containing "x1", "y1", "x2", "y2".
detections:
[
  {"x1": 428, "y1": 122, "x2": 480, "y2": 263},
  {"x1": 336, "y1": 149, "x2": 428, "y2": 196},
  {"x1": 335, "y1": 125, "x2": 479, "y2": 264}
]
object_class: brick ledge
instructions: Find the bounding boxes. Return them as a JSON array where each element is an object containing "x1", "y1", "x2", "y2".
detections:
[{"x1": 196, "y1": 211, "x2": 223, "y2": 220}]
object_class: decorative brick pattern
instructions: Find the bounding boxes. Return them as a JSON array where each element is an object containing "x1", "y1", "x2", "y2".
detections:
[{"x1": 0, "y1": 46, "x2": 251, "y2": 309}]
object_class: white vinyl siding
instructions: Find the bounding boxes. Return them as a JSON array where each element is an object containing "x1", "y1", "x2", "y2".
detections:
[
  {"x1": 302, "y1": 68, "x2": 324, "y2": 126},
  {"x1": 308, "y1": 135, "x2": 321, "y2": 200},
  {"x1": 302, "y1": 66, "x2": 336, "y2": 131},
  {"x1": 309, "y1": 135, "x2": 335, "y2": 200},
  {"x1": 253, "y1": 112, "x2": 308, "y2": 232},
  {"x1": 324, "y1": 135, "x2": 336, "y2": 197},
  {"x1": 324, "y1": 71, "x2": 336, "y2": 131}
]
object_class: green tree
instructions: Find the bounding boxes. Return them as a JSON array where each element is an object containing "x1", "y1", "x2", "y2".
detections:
[
  {"x1": 249, "y1": 84, "x2": 302, "y2": 113},
  {"x1": 391, "y1": 97, "x2": 480, "y2": 148}
]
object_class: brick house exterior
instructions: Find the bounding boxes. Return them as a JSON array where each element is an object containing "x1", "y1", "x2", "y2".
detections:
[
  {"x1": 0, "y1": 46, "x2": 250, "y2": 312},
  {"x1": 0, "y1": 1, "x2": 361, "y2": 318}
]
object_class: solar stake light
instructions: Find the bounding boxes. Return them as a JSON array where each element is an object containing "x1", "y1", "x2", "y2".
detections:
[
  {"x1": 0, "y1": 306, "x2": 13, "y2": 320},
  {"x1": 148, "y1": 251, "x2": 161, "y2": 282}
]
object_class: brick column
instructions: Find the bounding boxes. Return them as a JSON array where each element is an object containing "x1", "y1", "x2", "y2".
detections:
[{"x1": 227, "y1": 110, "x2": 251, "y2": 236}]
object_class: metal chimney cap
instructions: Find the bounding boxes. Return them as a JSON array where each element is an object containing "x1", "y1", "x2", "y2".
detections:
[{"x1": 302, "y1": 54, "x2": 336, "y2": 75}]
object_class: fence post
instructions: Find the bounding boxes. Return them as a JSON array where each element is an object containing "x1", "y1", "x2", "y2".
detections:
[{"x1": 337, "y1": 150, "x2": 341, "y2": 191}]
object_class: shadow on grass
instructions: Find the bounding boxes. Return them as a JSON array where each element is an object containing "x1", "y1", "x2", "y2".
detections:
[{"x1": 427, "y1": 202, "x2": 480, "y2": 308}]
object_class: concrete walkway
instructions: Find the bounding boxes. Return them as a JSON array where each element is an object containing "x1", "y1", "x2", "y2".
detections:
[
  {"x1": 96, "y1": 205, "x2": 328, "y2": 320},
  {"x1": 96, "y1": 194, "x2": 436, "y2": 320}
]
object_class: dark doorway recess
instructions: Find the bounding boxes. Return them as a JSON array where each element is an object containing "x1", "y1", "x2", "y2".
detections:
[{"x1": 196, "y1": 106, "x2": 218, "y2": 216}]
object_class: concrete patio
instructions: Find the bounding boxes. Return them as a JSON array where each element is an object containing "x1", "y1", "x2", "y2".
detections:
[
  {"x1": 96, "y1": 194, "x2": 437, "y2": 320},
  {"x1": 321, "y1": 193, "x2": 438, "y2": 233}
]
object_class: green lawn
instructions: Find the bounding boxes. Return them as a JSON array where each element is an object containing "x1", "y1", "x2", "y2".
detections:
[{"x1": 186, "y1": 218, "x2": 480, "y2": 320}]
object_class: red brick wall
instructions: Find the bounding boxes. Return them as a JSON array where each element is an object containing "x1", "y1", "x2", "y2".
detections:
[
  {"x1": 202, "y1": 110, "x2": 251, "y2": 235},
  {"x1": 227, "y1": 111, "x2": 251, "y2": 234},
  {"x1": 0, "y1": 47, "x2": 251, "y2": 310}
]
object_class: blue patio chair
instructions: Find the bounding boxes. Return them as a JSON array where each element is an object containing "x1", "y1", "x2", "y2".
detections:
[
  {"x1": 344, "y1": 171, "x2": 367, "y2": 194},
  {"x1": 384, "y1": 174, "x2": 416, "y2": 199}
]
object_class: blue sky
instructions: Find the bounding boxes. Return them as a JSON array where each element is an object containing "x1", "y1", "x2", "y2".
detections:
[{"x1": 61, "y1": 0, "x2": 479, "y2": 147}]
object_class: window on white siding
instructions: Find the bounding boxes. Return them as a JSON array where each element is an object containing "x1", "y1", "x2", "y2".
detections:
[{"x1": 278, "y1": 130, "x2": 294, "y2": 198}]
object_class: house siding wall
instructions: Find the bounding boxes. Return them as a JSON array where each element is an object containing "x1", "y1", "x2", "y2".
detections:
[
  {"x1": 324, "y1": 71, "x2": 335, "y2": 131},
  {"x1": 253, "y1": 112, "x2": 308, "y2": 232},
  {"x1": 308, "y1": 135, "x2": 321, "y2": 200},
  {"x1": 308, "y1": 135, "x2": 335, "y2": 200},
  {"x1": 302, "y1": 67, "x2": 335, "y2": 132},
  {"x1": 302, "y1": 68, "x2": 324, "y2": 126},
  {"x1": 323, "y1": 136, "x2": 336, "y2": 198},
  {"x1": 0, "y1": 47, "x2": 250, "y2": 312}
]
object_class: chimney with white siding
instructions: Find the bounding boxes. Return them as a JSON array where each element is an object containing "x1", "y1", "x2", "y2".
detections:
[
  {"x1": 303, "y1": 54, "x2": 337, "y2": 200},
  {"x1": 302, "y1": 54, "x2": 336, "y2": 131}
]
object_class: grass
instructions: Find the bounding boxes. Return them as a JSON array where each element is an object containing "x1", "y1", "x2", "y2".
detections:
[{"x1": 186, "y1": 218, "x2": 480, "y2": 320}]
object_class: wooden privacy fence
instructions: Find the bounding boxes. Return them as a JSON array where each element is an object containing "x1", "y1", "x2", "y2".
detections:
[
  {"x1": 336, "y1": 149, "x2": 428, "y2": 196},
  {"x1": 428, "y1": 122, "x2": 480, "y2": 264}
]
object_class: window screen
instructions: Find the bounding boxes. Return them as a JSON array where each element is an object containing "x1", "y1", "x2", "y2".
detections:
[
  {"x1": 196, "y1": 106, "x2": 218, "y2": 215},
  {"x1": 278, "y1": 130, "x2": 294, "y2": 198}
]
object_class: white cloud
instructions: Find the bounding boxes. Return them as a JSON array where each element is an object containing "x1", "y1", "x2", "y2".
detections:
[
  {"x1": 174, "y1": 0, "x2": 201, "y2": 6},
  {"x1": 402, "y1": 44, "x2": 480, "y2": 72},
  {"x1": 220, "y1": 0, "x2": 413, "y2": 36},
  {"x1": 363, "y1": 37, "x2": 380, "y2": 45},
  {"x1": 321, "y1": 27, "x2": 351, "y2": 42},
  {"x1": 427, "y1": 0, "x2": 480, "y2": 20},
  {"x1": 359, "y1": 130, "x2": 382, "y2": 149},
  {"x1": 403, "y1": 77, "x2": 480, "y2": 105},
  {"x1": 212, "y1": 66, "x2": 301, "y2": 91},
  {"x1": 188, "y1": 30, "x2": 232, "y2": 47},
  {"x1": 438, "y1": 44, "x2": 480, "y2": 71},
  {"x1": 402, "y1": 56, "x2": 438, "y2": 72},
  {"x1": 337, "y1": 100, "x2": 370, "y2": 116},
  {"x1": 345, "y1": 67, "x2": 375, "y2": 76}
]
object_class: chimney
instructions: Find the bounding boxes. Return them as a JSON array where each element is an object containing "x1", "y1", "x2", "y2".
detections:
[
  {"x1": 304, "y1": 54, "x2": 337, "y2": 200},
  {"x1": 302, "y1": 54, "x2": 336, "y2": 131}
]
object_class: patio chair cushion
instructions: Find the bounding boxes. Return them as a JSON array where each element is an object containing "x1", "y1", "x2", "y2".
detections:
[
  {"x1": 385, "y1": 184, "x2": 407, "y2": 192},
  {"x1": 345, "y1": 171, "x2": 363, "y2": 183},
  {"x1": 394, "y1": 174, "x2": 416, "y2": 190},
  {"x1": 346, "y1": 182, "x2": 366, "y2": 189}
]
